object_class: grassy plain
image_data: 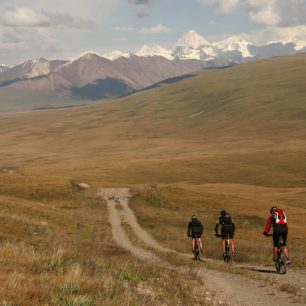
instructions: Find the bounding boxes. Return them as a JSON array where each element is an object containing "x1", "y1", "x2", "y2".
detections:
[
  {"x1": 0, "y1": 177, "x2": 211, "y2": 305},
  {"x1": 0, "y1": 55, "x2": 306, "y2": 303}
]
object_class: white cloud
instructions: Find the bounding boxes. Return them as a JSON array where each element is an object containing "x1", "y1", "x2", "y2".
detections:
[
  {"x1": 0, "y1": 27, "x2": 60, "y2": 58},
  {"x1": 243, "y1": 25, "x2": 306, "y2": 48},
  {"x1": 0, "y1": 0, "x2": 123, "y2": 64},
  {"x1": 1, "y1": 6, "x2": 48, "y2": 27},
  {"x1": 139, "y1": 24, "x2": 171, "y2": 34},
  {"x1": 0, "y1": 6, "x2": 95, "y2": 29},
  {"x1": 200, "y1": 0, "x2": 306, "y2": 27}
]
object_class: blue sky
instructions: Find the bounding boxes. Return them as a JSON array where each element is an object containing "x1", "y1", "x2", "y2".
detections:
[{"x1": 1, "y1": 0, "x2": 306, "y2": 65}]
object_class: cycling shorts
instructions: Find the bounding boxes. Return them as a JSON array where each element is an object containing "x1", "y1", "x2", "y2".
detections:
[
  {"x1": 221, "y1": 225, "x2": 234, "y2": 239},
  {"x1": 273, "y1": 225, "x2": 288, "y2": 247},
  {"x1": 191, "y1": 233, "x2": 202, "y2": 238}
]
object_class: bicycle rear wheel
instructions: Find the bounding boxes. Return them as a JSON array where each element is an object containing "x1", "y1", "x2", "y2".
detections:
[
  {"x1": 224, "y1": 241, "x2": 232, "y2": 264},
  {"x1": 278, "y1": 251, "x2": 287, "y2": 274},
  {"x1": 194, "y1": 238, "x2": 201, "y2": 260}
]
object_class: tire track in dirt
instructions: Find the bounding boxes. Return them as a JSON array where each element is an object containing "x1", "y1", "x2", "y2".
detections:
[
  {"x1": 99, "y1": 188, "x2": 305, "y2": 306},
  {"x1": 99, "y1": 188, "x2": 161, "y2": 263}
]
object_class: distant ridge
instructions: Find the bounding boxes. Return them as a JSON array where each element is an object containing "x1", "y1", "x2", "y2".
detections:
[{"x1": 1, "y1": 30, "x2": 306, "y2": 111}]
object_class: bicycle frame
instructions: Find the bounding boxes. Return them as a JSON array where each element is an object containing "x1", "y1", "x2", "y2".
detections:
[
  {"x1": 224, "y1": 234, "x2": 233, "y2": 264},
  {"x1": 193, "y1": 235, "x2": 202, "y2": 261},
  {"x1": 275, "y1": 236, "x2": 286, "y2": 274}
]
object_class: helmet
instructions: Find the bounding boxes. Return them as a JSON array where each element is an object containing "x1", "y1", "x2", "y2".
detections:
[
  {"x1": 191, "y1": 215, "x2": 197, "y2": 219},
  {"x1": 270, "y1": 206, "x2": 277, "y2": 214},
  {"x1": 220, "y1": 210, "x2": 227, "y2": 216}
]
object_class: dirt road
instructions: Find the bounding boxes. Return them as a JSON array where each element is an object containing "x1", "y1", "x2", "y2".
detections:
[{"x1": 98, "y1": 188, "x2": 306, "y2": 306}]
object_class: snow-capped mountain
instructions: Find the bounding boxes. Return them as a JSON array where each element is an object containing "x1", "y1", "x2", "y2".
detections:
[
  {"x1": 134, "y1": 30, "x2": 305, "y2": 63},
  {"x1": 176, "y1": 30, "x2": 210, "y2": 49},
  {"x1": 135, "y1": 45, "x2": 174, "y2": 60},
  {"x1": 213, "y1": 36, "x2": 253, "y2": 58},
  {"x1": 1, "y1": 29, "x2": 305, "y2": 110},
  {"x1": 0, "y1": 58, "x2": 67, "y2": 84},
  {"x1": 102, "y1": 51, "x2": 131, "y2": 60},
  {"x1": 173, "y1": 30, "x2": 213, "y2": 61},
  {"x1": 0, "y1": 64, "x2": 9, "y2": 73}
]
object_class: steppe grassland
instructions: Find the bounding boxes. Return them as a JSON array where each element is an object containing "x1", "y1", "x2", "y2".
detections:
[
  {"x1": 0, "y1": 55, "x2": 306, "y2": 303},
  {"x1": 0, "y1": 175, "x2": 211, "y2": 305}
]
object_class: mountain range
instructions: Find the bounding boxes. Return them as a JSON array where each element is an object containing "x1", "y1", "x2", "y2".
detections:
[
  {"x1": 0, "y1": 30, "x2": 305, "y2": 111},
  {"x1": 103, "y1": 30, "x2": 306, "y2": 62}
]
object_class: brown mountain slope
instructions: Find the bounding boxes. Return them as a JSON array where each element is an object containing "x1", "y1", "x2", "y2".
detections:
[
  {"x1": 0, "y1": 58, "x2": 67, "y2": 84},
  {"x1": 0, "y1": 54, "x2": 205, "y2": 103}
]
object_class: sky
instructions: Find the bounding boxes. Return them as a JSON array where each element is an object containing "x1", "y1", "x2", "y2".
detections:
[{"x1": 1, "y1": 0, "x2": 306, "y2": 65}]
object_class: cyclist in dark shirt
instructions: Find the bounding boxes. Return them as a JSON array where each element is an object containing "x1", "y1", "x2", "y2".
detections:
[
  {"x1": 215, "y1": 210, "x2": 235, "y2": 257},
  {"x1": 187, "y1": 215, "x2": 203, "y2": 251}
]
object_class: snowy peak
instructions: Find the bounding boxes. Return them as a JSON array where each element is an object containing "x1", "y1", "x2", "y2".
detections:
[
  {"x1": 102, "y1": 51, "x2": 131, "y2": 61},
  {"x1": 76, "y1": 52, "x2": 103, "y2": 62},
  {"x1": 213, "y1": 36, "x2": 253, "y2": 58},
  {"x1": 0, "y1": 64, "x2": 9, "y2": 73},
  {"x1": 0, "y1": 58, "x2": 67, "y2": 84},
  {"x1": 136, "y1": 45, "x2": 174, "y2": 60},
  {"x1": 176, "y1": 30, "x2": 210, "y2": 49}
]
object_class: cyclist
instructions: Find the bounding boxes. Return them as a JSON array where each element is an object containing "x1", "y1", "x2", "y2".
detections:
[
  {"x1": 215, "y1": 210, "x2": 235, "y2": 258},
  {"x1": 187, "y1": 215, "x2": 203, "y2": 252},
  {"x1": 263, "y1": 206, "x2": 289, "y2": 264}
]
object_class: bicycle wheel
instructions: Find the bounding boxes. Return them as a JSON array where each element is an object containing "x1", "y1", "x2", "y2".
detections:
[
  {"x1": 197, "y1": 247, "x2": 202, "y2": 261},
  {"x1": 225, "y1": 240, "x2": 232, "y2": 264},
  {"x1": 194, "y1": 239, "x2": 201, "y2": 260},
  {"x1": 278, "y1": 250, "x2": 287, "y2": 274}
]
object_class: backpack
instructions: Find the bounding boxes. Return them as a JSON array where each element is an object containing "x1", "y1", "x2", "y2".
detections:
[
  {"x1": 190, "y1": 219, "x2": 203, "y2": 234},
  {"x1": 220, "y1": 213, "x2": 232, "y2": 226},
  {"x1": 273, "y1": 209, "x2": 287, "y2": 225}
]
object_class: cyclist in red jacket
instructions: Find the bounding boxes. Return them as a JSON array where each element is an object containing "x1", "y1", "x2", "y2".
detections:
[{"x1": 263, "y1": 206, "x2": 289, "y2": 264}]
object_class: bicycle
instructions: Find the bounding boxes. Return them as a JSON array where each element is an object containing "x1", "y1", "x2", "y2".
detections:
[
  {"x1": 193, "y1": 235, "x2": 202, "y2": 261},
  {"x1": 216, "y1": 234, "x2": 233, "y2": 264},
  {"x1": 224, "y1": 234, "x2": 233, "y2": 264},
  {"x1": 266, "y1": 234, "x2": 287, "y2": 274}
]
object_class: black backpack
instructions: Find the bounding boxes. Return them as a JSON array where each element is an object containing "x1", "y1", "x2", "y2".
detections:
[{"x1": 220, "y1": 213, "x2": 232, "y2": 226}]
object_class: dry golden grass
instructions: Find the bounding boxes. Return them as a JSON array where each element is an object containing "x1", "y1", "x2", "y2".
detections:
[
  {"x1": 0, "y1": 178, "x2": 213, "y2": 305},
  {"x1": 0, "y1": 55, "x2": 306, "y2": 303}
]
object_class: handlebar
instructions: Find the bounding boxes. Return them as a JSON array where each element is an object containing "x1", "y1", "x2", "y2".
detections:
[{"x1": 264, "y1": 233, "x2": 273, "y2": 237}]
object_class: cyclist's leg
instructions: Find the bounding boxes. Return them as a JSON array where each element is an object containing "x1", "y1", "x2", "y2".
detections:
[
  {"x1": 229, "y1": 227, "x2": 235, "y2": 254},
  {"x1": 273, "y1": 232, "x2": 279, "y2": 260},
  {"x1": 192, "y1": 238, "x2": 195, "y2": 250},
  {"x1": 230, "y1": 239, "x2": 235, "y2": 253},
  {"x1": 221, "y1": 228, "x2": 226, "y2": 254},
  {"x1": 281, "y1": 231, "x2": 289, "y2": 261},
  {"x1": 221, "y1": 239, "x2": 226, "y2": 254},
  {"x1": 198, "y1": 237, "x2": 203, "y2": 250}
]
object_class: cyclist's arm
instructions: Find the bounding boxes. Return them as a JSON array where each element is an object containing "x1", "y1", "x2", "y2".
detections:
[
  {"x1": 263, "y1": 216, "x2": 272, "y2": 235},
  {"x1": 200, "y1": 222, "x2": 204, "y2": 235},
  {"x1": 215, "y1": 222, "x2": 220, "y2": 235},
  {"x1": 187, "y1": 222, "x2": 191, "y2": 237},
  {"x1": 232, "y1": 222, "x2": 236, "y2": 233}
]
